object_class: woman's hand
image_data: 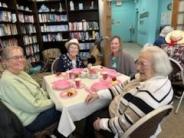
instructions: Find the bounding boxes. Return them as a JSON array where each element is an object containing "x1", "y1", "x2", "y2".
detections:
[
  {"x1": 85, "y1": 93, "x2": 99, "y2": 104},
  {"x1": 93, "y1": 118, "x2": 101, "y2": 131}
]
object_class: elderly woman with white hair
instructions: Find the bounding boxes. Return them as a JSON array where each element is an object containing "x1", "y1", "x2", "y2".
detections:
[
  {"x1": 84, "y1": 46, "x2": 173, "y2": 138},
  {"x1": 56, "y1": 38, "x2": 85, "y2": 72}
]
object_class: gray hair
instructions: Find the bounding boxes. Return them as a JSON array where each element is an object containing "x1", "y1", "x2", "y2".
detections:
[
  {"x1": 160, "y1": 26, "x2": 173, "y2": 37},
  {"x1": 140, "y1": 46, "x2": 172, "y2": 76},
  {"x1": 1, "y1": 46, "x2": 24, "y2": 60}
]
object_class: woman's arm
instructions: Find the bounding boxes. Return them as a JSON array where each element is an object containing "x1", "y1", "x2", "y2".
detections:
[{"x1": 1, "y1": 79, "x2": 53, "y2": 113}]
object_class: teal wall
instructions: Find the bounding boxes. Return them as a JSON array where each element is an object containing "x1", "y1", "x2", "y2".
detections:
[
  {"x1": 111, "y1": 0, "x2": 172, "y2": 46},
  {"x1": 136, "y1": 0, "x2": 159, "y2": 45},
  {"x1": 112, "y1": 1, "x2": 136, "y2": 42}
]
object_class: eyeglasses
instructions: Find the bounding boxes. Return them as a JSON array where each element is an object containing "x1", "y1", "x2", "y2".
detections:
[
  {"x1": 7, "y1": 55, "x2": 25, "y2": 60},
  {"x1": 136, "y1": 60, "x2": 151, "y2": 67}
]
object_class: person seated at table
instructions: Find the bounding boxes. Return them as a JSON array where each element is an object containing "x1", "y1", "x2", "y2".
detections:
[
  {"x1": 0, "y1": 46, "x2": 62, "y2": 137},
  {"x1": 84, "y1": 46, "x2": 173, "y2": 138},
  {"x1": 163, "y1": 30, "x2": 184, "y2": 98},
  {"x1": 154, "y1": 25, "x2": 173, "y2": 47},
  {"x1": 106, "y1": 35, "x2": 136, "y2": 77},
  {"x1": 56, "y1": 38, "x2": 85, "y2": 72}
]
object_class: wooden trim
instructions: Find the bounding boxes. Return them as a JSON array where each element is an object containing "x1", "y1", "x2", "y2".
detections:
[
  {"x1": 102, "y1": 0, "x2": 112, "y2": 66},
  {"x1": 171, "y1": 0, "x2": 179, "y2": 29}
]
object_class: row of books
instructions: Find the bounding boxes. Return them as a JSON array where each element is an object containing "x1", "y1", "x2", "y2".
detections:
[
  {"x1": 42, "y1": 33, "x2": 63, "y2": 42},
  {"x1": 70, "y1": 31, "x2": 100, "y2": 41},
  {"x1": 69, "y1": 21, "x2": 99, "y2": 31},
  {"x1": 80, "y1": 43, "x2": 93, "y2": 50},
  {"x1": 41, "y1": 24, "x2": 68, "y2": 32},
  {"x1": 0, "y1": 24, "x2": 18, "y2": 36},
  {"x1": 0, "y1": 11, "x2": 17, "y2": 22},
  {"x1": 18, "y1": 14, "x2": 34, "y2": 23},
  {"x1": 1, "y1": 38, "x2": 18, "y2": 48},
  {"x1": 27, "y1": 54, "x2": 40, "y2": 63},
  {"x1": 79, "y1": 52, "x2": 91, "y2": 60},
  {"x1": 25, "y1": 44, "x2": 40, "y2": 56},
  {"x1": 21, "y1": 24, "x2": 36, "y2": 34},
  {"x1": 23, "y1": 35, "x2": 37, "y2": 45},
  {"x1": 38, "y1": 14, "x2": 68, "y2": 23}
]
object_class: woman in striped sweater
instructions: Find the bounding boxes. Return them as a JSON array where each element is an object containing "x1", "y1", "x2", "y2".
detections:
[{"x1": 84, "y1": 46, "x2": 173, "y2": 138}]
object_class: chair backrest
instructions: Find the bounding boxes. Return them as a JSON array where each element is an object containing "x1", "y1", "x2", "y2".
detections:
[
  {"x1": 42, "y1": 48, "x2": 61, "y2": 72},
  {"x1": 0, "y1": 101, "x2": 26, "y2": 138},
  {"x1": 0, "y1": 100, "x2": 57, "y2": 138},
  {"x1": 42, "y1": 48, "x2": 61, "y2": 63},
  {"x1": 122, "y1": 105, "x2": 173, "y2": 138},
  {"x1": 51, "y1": 57, "x2": 60, "y2": 74},
  {"x1": 169, "y1": 57, "x2": 184, "y2": 84}
]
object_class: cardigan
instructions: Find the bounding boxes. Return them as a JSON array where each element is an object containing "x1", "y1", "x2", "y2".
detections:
[
  {"x1": 0, "y1": 70, "x2": 53, "y2": 126},
  {"x1": 56, "y1": 54, "x2": 85, "y2": 72},
  {"x1": 97, "y1": 76, "x2": 173, "y2": 137},
  {"x1": 107, "y1": 50, "x2": 136, "y2": 77}
]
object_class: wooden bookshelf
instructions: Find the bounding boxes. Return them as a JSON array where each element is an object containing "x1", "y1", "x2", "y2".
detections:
[{"x1": 0, "y1": 0, "x2": 101, "y2": 62}]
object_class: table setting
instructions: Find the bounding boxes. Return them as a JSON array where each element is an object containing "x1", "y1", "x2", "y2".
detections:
[{"x1": 43, "y1": 65, "x2": 130, "y2": 137}]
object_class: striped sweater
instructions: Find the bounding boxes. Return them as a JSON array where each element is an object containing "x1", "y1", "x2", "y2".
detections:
[{"x1": 97, "y1": 76, "x2": 173, "y2": 137}]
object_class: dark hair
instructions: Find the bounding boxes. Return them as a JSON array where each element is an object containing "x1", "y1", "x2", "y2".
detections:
[{"x1": 110, "y1": 35, "x2": 123, "y2": 50}]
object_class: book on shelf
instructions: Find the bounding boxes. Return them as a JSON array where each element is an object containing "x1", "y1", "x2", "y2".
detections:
[
  {"x1": 69, "y1": 21, "x2": 99, "y2": 31},
  {"x1": 25, "y1": 44, "x2": 40, "y2": 56},
  {"x1": 41, "y1": 24, "x2": 68, "y2": 32},
  {"x1": 42, "y1": 33, "x2": 63, "y2": 42},
  {"x1": 39, "y1": 14, "x2": 67, "y2": 23},
  {"x1": 80, "y1": 43, "x2": 93, "y2": 50},
  {"x1": 0, "y1": 11, "x2": 17, "y2": 23},
  {"x1": 1, "y1": 38, "x2": 18, "y2": 48},
  {"x1": 0, "y1": 24, "x2": 18, "y2": 36},
  {"x1": 21, "y1": 24, "x2": 36, "y2": 34},
  {"x1": 18, "y1": 14, "x2": 34, "y2": 23},
  {"x1": 70, "y1": 31, "x2": 100, "y2": 41},
  {"x1": 23, "y1": 35, "x2": 37, "y2": 45}
]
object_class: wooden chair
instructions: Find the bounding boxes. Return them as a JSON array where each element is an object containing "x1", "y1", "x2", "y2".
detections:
[
  {"x1": 169, "y1": 57, "x2": 184, "y2": 113},
  {"x1": 121, "y1": 105, "x2": 173, "y2": 138}
]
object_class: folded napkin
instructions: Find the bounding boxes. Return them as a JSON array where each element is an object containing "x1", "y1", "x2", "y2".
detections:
[
  {"x1": 90, "y1": 80, "x2": 112, "y2": 92},
  {"x1": 52, "y1": 79, "x2": 72, "y2": 90}
]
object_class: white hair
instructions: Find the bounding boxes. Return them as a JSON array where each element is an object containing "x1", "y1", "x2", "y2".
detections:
[
  {"x1": 160, "y1": 26, "x2": 173, "y2": 37},
  {"x1": 140, "y1": 46, "x2": 172, "y2": 76}
]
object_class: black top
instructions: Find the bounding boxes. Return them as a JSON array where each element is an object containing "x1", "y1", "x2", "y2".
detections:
[{"x1": 56, "y1": 54, "x2": 85, "y2": 72}]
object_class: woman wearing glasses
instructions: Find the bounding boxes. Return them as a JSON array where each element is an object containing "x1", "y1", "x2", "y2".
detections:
[
  {"x1": 0, "y1": 46, "x2": 62, "y2": 137},
  {"x1": 84, "y1": 46, "x2": 173, "y2": 138}
]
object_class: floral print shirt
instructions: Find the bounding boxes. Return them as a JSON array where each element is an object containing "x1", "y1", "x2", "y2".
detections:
[
  {"x1": 163, "y1": 44, "x2": 184, "y2": 81},
  {"x1": 56, "y1": 54, "x2": 85, "y2": 72},
  {"x1": 164, "y1": 45, "x2": 184, "y2": 68}
]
